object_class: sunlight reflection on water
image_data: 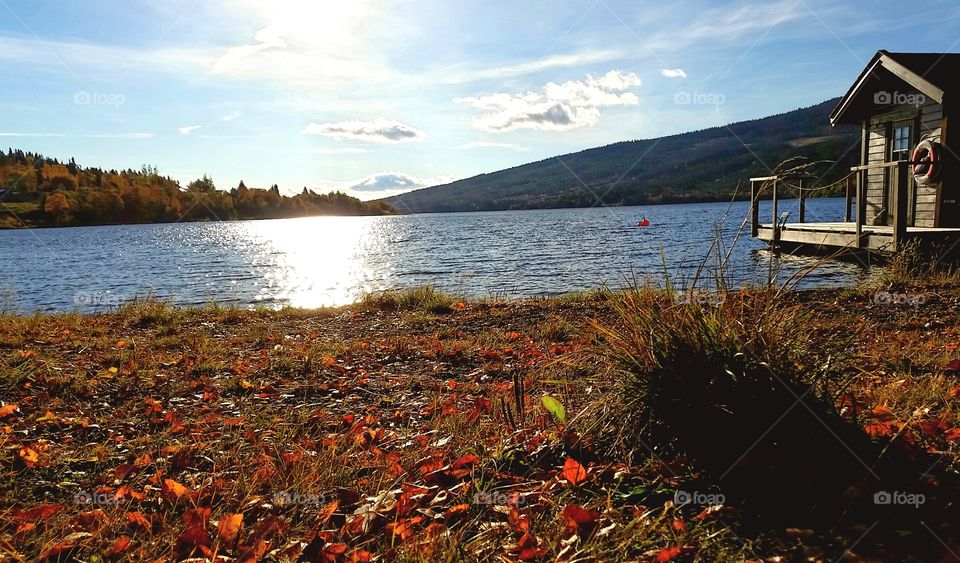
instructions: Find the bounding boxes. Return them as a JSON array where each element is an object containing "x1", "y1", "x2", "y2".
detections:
[{"x1": 0, "y1": 199, "x2": 876, "y2": 313}]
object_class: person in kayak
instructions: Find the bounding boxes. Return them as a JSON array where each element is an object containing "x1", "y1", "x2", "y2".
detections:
[{"x1": 637, "y1": 217, "x2": 650, "y2": 227}]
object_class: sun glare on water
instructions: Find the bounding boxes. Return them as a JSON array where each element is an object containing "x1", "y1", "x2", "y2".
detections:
[{"x1": 241, "y1": 216, "x2": 385, "y2": 308}]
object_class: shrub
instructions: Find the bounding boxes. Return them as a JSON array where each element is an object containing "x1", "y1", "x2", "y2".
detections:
[{"x1": 589, "y1": 285, "x2": 877, "y2": 527}]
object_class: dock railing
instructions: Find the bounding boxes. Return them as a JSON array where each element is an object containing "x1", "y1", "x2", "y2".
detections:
[
  {"x1": 848, "y1": 161, "x2": 910, "y2": 250},
  {"x1": 751, "y1": 161, "x2": 910, "y2": 250},
  {"x1": 749, "y1": 173, "x2": 812, "y2": 239}
]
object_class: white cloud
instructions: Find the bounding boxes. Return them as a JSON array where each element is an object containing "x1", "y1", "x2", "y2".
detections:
[
  {"x1": 456, "y1": 141, "x2": 526, "y2": 151},
  {"x1": 351, "y1": 172, "x2": 425, "y2": 192},
  {"x1": 660, "y1": 68, "x2": 687, "y2": 78},
  {"x1": 314, "y1": 171, "x2": 456, "y2": 199},
  {"x1": 222, "y1": 111, "x2": 241, "y2": 122},
  {"x1": 179, "y1": 125, "x2": 202, "y2": 135},
  {"x1": 456, "y1": 70, "x2": 641, "y2": 132},
  {"x1": 302, "y1": 118, "x2": 426, "y2": 143}
]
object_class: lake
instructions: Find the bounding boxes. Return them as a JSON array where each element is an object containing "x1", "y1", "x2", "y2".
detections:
[{"x1": 0, "y1": 197, "x2": 872, "y2": 313}]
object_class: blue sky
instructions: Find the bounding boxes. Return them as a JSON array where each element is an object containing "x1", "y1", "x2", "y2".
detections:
[{"x1": 1, "y1": 0, "x2": 958, "y2": 199}]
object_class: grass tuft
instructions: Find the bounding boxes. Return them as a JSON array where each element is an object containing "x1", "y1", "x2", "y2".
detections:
[{"x1": 357, "y1": 285, "x2": 457, "y2": 314}]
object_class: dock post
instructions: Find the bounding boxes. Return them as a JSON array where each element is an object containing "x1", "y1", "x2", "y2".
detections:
[
  {"x1": 855, "y1": 170, "x2": 864, "y2": 248},
  {"x1": 771, "y1": 179, "x2": 778, "y2": 226},
  {"x1": 771, "y1": 179, "x2": 779, "y2": 246},
  {"x1": 750, "y1": 180, "x2": 758, "y2": 237},
  {"x1": 845, "y1": 175, "x2": 854, "y2": 222},
  {"x1": 798, "y1": 179, "x2": 805, "y2": 223},
  {"x1": 893, "y1": 162, "x2": 909, "y2": 251}
]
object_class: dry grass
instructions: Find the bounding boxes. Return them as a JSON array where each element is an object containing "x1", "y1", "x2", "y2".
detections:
[{"x1": 3, "y1": 284, "x2": 960, "y2": 560}]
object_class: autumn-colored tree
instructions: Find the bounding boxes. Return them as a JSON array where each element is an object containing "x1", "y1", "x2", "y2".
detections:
[{"x1": 43, "y1": 192, "x2": 72, "y2": 224}]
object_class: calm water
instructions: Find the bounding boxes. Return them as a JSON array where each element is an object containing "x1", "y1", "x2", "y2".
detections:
[{"x1": 0, "y1": 198, "x2": 871, "y2": 313}]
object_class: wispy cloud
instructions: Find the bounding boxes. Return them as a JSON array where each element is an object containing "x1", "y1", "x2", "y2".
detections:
[
  {"x1": 302, "y1": 118, "x2": 426, "y2": 143},
  {"x1": 456, "y1": 141, "x2": 526, "y2": 151},
  {"x1": 660, "y1": 68, "x2": 687, "y2": 78},
  {"x1": 221, "y1": 111, "x2": 241, "y2": 122},
  {"x1": 311, "y1": 147, "x2": 370, "y2": 155},
  {"x1": 178, "y1": 125, "x2": 202, "y2": 135},
  {"x1": 444, "y1": 49, "x2": 624, "y2": 83},
  {"x1": 210, "y1": 0, "x2": 391, "y2": 85},
  {"x1": 0, "y1": 132, "x2": 153, "y2": 139},
  {"x1": 456, "y1": 70, "x2": 641, "y2": 132}
]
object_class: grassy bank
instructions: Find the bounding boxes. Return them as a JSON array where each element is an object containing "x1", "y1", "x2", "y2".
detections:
[{"x1": 3, "y1": 283, "x2": 960, "y2": 561}]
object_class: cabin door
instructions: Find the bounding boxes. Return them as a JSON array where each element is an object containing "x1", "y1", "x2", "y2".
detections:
[{"x1": 886, "y1": 119, "x2": 916, "y2": 226}]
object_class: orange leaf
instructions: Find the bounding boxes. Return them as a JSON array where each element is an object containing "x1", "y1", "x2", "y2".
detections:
[
  {"x1": 562, "y1": 504, "x2": 600, "y2": 536},
  {"x1": 218, "y1": 513, "x2": 243, "y2": 545},
  {"x1": 444, "y1": 503, "x2": 470, "y2": 524},
  {"x1": 452, "y1": 454, "x2": 480, "y2": 471},
  {"x1": 317, "y1": 501, "x2": 339, "y2": 526},
  {"x1": 871, "y1": 406, "x2": 896, "y2": 422},
  {"x1": 19, "y1": 446, "x2": 40, "y2": 467},
  {"x1": 162, "y1": 479, "x2": 191, "y2": 502},
  {"x1": 175, "y1": 524, "x2": 211, "y2": 559},
  {"x1": 561, "y1": 457, "x2": 588, "y2": 485},
  {"x1": 0, "y1": 403, "x2": 18, "y2": 419},
  {"x1": 655, "y1": 546, "x2": 683, "y2": 562},
  {"x1": 183, "y1": 507, "x2": 211, "y2": 527},
  {"x1": 14, "y1": 503, "x2": 63, "y2": 522},
  {"x1": 865, "y1": 422, "x2": 894, "y2": 437},
  {"x1": 126, "y1": 511, "x2": 152, "y2": 533},
  {"x1": 106, "y1": 536, "x2": 133, "y2": 557}
]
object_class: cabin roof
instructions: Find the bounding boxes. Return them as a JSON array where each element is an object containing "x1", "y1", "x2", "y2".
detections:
[{"x1": 829, "y1": 50, "x2": 960, "y2": 126}]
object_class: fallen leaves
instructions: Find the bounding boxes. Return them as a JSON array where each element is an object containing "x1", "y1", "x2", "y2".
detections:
[
  {"x1": 218, "y1": 512, "x2": 244, "y2": 545},
  {"x1": 161, "y1": 479, "x2": 193, "y2": 503},
  {"x1": 561, "y1": 457, "x2": 588, "y2": 486},
  {"x1": 561, "y1": 504, "x2": 601, "y2": 537},
  {"x1": 0, "y1": 403, "x2": 18, "y2": 418}
]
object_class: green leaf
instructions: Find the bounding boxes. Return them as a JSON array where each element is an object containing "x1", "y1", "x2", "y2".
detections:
[{"x1": 540, "y1": 395, "x2": 566, "y2": 424}]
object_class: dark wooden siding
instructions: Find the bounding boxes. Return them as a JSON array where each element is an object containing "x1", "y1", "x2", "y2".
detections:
[{"x1": 863, "y1": 98, "x2": 943, "y2": 227}]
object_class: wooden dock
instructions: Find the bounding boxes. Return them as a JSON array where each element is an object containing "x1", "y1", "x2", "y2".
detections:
[
  {"x1": 755, "y1": 221, "x2": 960, "y2": 252},
  {"x1": 751, "y1": 162, "x2": 960, "y2": 255}
]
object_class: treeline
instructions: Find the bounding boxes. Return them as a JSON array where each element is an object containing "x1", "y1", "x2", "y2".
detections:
[{"x1": 0, "y1": 149, "x2": 395, "y2": 228}]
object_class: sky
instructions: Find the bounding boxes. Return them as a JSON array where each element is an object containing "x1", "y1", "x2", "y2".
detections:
[{"x1": 0, "y1": 0, "x2": 959, "y2": 200}]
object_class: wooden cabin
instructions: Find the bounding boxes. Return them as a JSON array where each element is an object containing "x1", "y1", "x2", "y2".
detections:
[{"x1": 752, "y1": 50, "x2": 960, "y2": 253}]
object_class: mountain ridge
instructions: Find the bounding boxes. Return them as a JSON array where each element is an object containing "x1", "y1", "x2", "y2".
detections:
[{"x1": 384, "y1": 98, "x2": 859, "y2": 213}]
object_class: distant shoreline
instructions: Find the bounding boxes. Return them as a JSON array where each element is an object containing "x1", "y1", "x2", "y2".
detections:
[{"x1": 0, "y1": 192, "x2": 847, "y2": 230}]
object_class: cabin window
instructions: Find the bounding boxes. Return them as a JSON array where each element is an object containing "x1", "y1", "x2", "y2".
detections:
[{"x1": 891, "y1": 121, "x2": 912, "y2": 162}]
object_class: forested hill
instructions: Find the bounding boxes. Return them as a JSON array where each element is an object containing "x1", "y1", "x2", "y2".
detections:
[
  {"x1": 0, "y1": 152, "x2": 395, "y2": 229},
  {"x1": 384, "y1": 98, "x2": 859, "y2": 213}
]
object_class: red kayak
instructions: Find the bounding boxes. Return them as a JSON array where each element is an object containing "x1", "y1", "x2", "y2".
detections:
[{"x1": 637, "y1": 218, "x2": 650, "y2": 227}]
